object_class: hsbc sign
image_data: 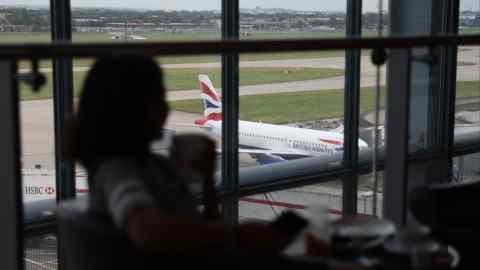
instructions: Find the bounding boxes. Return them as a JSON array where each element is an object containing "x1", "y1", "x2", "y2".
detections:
[
  {"x1": 24, "y1": 186, "x2": 56, "y2": 195},
  {"x1": 22, "y1": 170, "x2": 88, "y2": 202}
]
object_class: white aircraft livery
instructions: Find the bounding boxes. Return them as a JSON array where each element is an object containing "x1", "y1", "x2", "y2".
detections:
[{"x1": 194, "y1": 74, "x2": 369, "y2": 164}]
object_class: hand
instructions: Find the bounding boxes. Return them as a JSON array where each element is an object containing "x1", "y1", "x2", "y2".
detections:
[
  {"x1": 305, "y1": 233, "x2": 330, "y2": 257},
  {"x1": 171, "y1": 134, "x2": 216, "y2": 177},
  {"x1": 202, "y1": 176, "x2": 220, "y2": 220}
]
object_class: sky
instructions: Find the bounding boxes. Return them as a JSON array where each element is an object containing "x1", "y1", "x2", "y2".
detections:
[{"x1": 0, "y1": 0, "x2": 478, "y2": 12}]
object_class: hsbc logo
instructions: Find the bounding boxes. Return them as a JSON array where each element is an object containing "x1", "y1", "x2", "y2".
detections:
[
  {"x1": 45, "y1": 186, "x2": 55, "y2": 195},
  {"x1": 24, "y1": 186, "x2": 55, "y2": 195}
]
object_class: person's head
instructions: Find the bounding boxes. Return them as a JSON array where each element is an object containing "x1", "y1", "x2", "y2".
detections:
[{"x1": 66, "y1": 56, "x2": 169, "y2": 169}]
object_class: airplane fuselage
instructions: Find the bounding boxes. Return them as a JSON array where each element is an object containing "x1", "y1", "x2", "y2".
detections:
[{"x1": 206, "y1": 120, "x2": 350, "y2": 157}]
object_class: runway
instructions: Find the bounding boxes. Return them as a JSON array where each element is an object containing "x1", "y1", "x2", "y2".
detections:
[{"x1": 20, "y1": 100, "x2": 209, "y2": 170}]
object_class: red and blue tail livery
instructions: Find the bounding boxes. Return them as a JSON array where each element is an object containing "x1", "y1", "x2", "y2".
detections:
[{"x1": 195, "y1": 74, "x2": 222, "y2": 125}]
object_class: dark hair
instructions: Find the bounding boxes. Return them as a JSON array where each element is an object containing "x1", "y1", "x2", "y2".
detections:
[{"x1": 65, "y1": 56, "x2": 169, "y2": 170}]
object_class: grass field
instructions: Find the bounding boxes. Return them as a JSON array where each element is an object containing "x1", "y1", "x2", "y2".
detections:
[
  {"x1": 19, "y1": 67, "x2": 344, "y2": 100},
  {"x1": 5, "y1": 29, "x2": 479, "y2": 68},
  {"x1": 170, "y1": 81, "x2": 480, "y2": 123},
  {"x1": 460, "y1": 27, "x2": 480, "y2": 35},
  {"x1": 21, "y1": 48, "x2": 349, "y2": 68},
  {"x1": 0, "y1": 31, "x2": 345, "y2": 43},
  {"x1": 19, "y1": 48, "x2": 347, "y2": 69},
  {"x1": 3, "y1": 31, "x2": 353, "y2": 68}
]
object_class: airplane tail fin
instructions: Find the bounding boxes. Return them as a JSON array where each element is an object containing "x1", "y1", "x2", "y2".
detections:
[{"x1": 195, "y1": 74, "x2": 222, "y2": 125}]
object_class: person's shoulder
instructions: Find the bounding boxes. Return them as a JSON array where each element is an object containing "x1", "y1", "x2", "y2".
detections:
[
  {"x1": 146, "y1": 154, "x2": 177, "y2": 177},
  {"x1": 103, "y1": 157, "x2": 138, "y2": 168},
  {"x1": 148, "y1": 153, "x2": 173, "y2": 167}
]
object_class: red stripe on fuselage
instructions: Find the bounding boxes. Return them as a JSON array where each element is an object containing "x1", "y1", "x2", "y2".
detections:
[{"x1": 319, "y1": 139, "x2": 343, "y2": 145}]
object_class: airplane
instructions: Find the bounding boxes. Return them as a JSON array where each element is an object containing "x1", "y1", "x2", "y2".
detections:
[
  {"x1": 194, "y1": 74, "x2": 369, "y2": 164},
  {"x1": 109, "y1": 32, "x2": 147, "y2": 40}
]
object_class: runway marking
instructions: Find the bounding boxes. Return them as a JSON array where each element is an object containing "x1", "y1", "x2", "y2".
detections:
[
  {"x1": 24, "y1": 258, "x2": 56, "y2": 270},
  {"x1": 43, "y1": 259, "x2": 58, "y2": 264},
  {"x1": 36, "y1": 252, "x2": 57, "y2": 255},
  {"x1": 240, "y1": 197, "x2": 370, "y2": 217}
]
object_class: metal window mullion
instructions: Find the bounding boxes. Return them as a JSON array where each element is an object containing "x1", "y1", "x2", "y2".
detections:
[
  {"x1": 2, "y1": 36, "x2": 480, "y2": 58},
  {"x1": 438, "y1": 0, "x2": 459, "y2": 181},
  {"x1": 50, "y1": 0, "x2": 76, "y2": 201},
  {"x1": 384, "y1": 49, "x2": 411, "y2": 226},
  {"x1": 51, "y1": 1, "x2": 74, "y2": 270},
  {"x1": 342, "y1": 0, "x2": 362, "y2": 216},
  {"x1": 0, "y1": 61, "x2": 24, "y2": 270},
  {"x1": 221, "y1": 0, "x2": 239, "y2": 226}
]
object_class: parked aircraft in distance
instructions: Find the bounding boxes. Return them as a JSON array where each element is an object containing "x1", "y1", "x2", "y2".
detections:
[
  {"x1": 194, "y1": 74, "x2": 369, "y2": 164},
  {"x1": 109, "y1": 32, "x2": 147, "y2": 40}
]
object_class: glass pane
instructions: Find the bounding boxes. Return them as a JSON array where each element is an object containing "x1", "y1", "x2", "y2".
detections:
[
  {"x1": 459, "y1": 1, "x2": 480, "y2": 35},
  {"x1": 240, "y1": 1, "x2": 346, "y2": 40},
  {"x1": 72, "y1": 55, "x2": 223, "y2": 189},
  {"x1": 359, "y1": 1, "x2": 388, "y2": 160},
  {"x1": 358, "y1": 2, "x2": 388, "y2": 206},
  {"x1": 238, "y1": 50, "x2": 345, "y2": 176},
  {"x1": 455, "y1": 46, "x2": 480, "y2": 145},
  {"x1": 452, "y1": 153, "x2": 480, "y2": 183},
  {"x1": 456, "y1": 2, "x2": 480, "y2": 145},
  {"x1": 362, "y1": 0, "x2": 389, "y2": 37},
  {"x1": 19, "y1": 61, "x2": 62, "y2": 226},
  {"x1": 11, "y1": 0, "x2": 58, "y2": 216},
  {"x1": 71, "y1": 2, "x2": 221, "y2": 43}
]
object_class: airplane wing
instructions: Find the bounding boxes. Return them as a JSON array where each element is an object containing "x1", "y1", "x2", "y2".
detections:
[
  {"x1": 166, "y1": 123, "x2": 213, "y2": 131},
  {"x1": 237, "y1": 148, "x2": 312, "y2": 164},
  {"x1": 237, "y1": 148, "x2": 310, "y2": 158},
  {"x1": 213, "y1": 147, "x2": 311, "y2": 164}
]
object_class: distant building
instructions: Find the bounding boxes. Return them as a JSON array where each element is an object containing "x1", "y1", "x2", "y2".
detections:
[
  {"x1": 306, "y1": 25, "x2": 337, "y2": 32},
  {"x1": 74, "y1": 18, "x2": 103, "y2": 23}
]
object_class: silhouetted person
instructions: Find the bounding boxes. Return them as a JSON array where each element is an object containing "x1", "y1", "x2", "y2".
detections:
[{"x1": 65, "y1": 56, "x2": 295, "y2": 259}]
